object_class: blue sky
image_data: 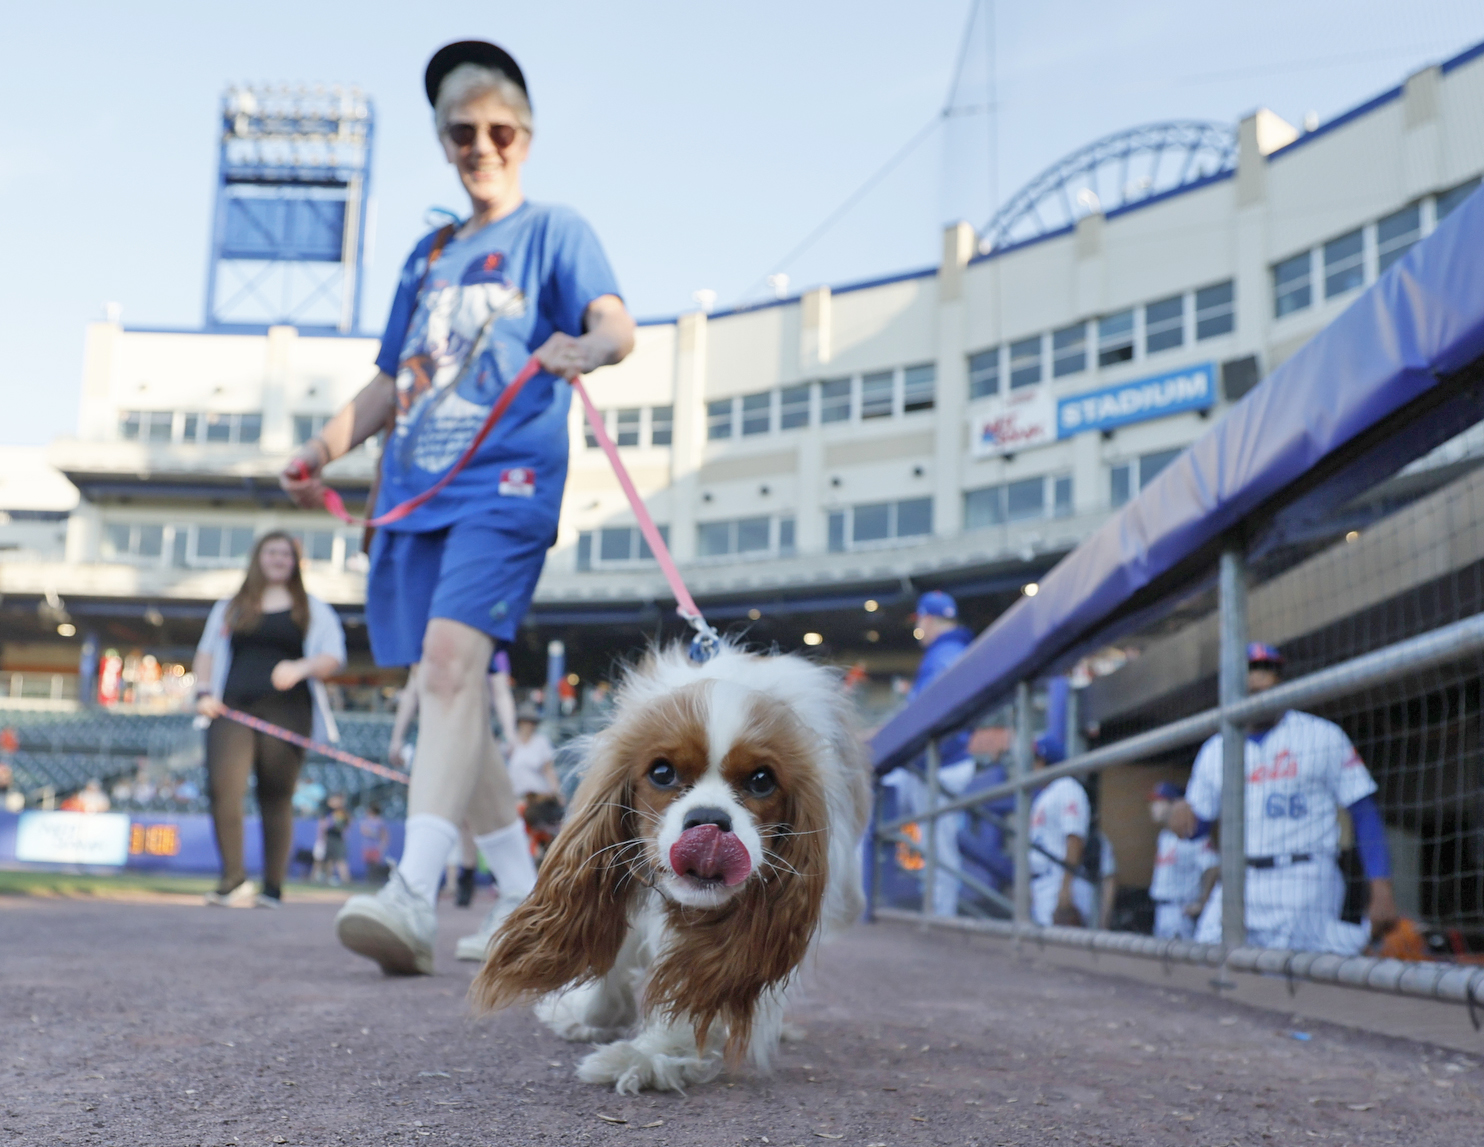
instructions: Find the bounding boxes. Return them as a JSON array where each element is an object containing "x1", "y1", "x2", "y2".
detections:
[{"x1": 4, "y1": 1, "x2": 1482, "y2": 446}]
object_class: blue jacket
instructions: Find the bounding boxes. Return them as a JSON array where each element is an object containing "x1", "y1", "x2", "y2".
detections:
[{"x1": 910, "y1": 626, "x2": 974, "y2": 766}]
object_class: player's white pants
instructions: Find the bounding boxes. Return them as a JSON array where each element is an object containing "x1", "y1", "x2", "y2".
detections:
[
  {"x1": 1193, "y1": 859, "x2": 1370, "y2": 954},
  {"x1": 1030, "y1": 871, "x2": 1097, "y2": 928},
  {"x1": 1153, "y1": 902, "x2": 1196, "y2": 940},
  {"x1": 883, "y1": 760, "x2": 976, "y2": 917}
]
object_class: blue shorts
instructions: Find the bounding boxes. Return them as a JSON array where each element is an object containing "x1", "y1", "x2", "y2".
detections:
[{"x1": 366, "y1": 512, "x2": 554, "y2": 668}]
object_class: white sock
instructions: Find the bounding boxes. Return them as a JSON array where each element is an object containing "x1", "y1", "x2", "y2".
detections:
[
  {"x1": 474, "y1": 820, "x2": 538, "y2": 901},
  {"x1": 398, "y1": 814, "x2": 460, "y2": 905}
]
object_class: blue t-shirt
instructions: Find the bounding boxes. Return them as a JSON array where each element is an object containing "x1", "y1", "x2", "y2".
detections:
[
  {"x1": 373, "y1": 201, "x2": 622, "y2": 533},
  {"x1": 910, "y1": 626, "x2": 974, "y2": 767}
]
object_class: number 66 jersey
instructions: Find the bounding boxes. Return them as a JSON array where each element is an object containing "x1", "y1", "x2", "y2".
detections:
[{"x1": 1185, "y1": 710, "x2": 1377, "y2": 858}]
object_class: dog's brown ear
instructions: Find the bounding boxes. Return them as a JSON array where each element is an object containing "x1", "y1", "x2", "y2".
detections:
[
  {"x1": 644, "y1": 703, "x2": 830, "y2": 1062},
  {"x1": 470, "y1": 738, "x2": 638, "y2": 1014}
]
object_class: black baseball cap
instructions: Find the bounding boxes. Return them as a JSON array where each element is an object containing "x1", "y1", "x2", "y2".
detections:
[{"x1": 424, "y1": 40, "x2": 529, "y2": 108}]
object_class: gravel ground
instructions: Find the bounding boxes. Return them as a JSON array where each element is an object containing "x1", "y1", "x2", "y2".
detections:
[{"x1": 3, "y1": 894, "x2": 1481, "y2": 1146}]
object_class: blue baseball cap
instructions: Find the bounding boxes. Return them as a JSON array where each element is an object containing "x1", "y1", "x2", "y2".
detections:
[
  {"x1": 1149, "y1": 781, "x2": 1184, "y2": 801},
  {"x1": 1033, "y1": 734, "x2": 1064, "y2": 765},
  {"x1": 1247, "y1": 641, "x2": 1285, "y2": 667},
  {"x1": 914, "y1": 591, "x2": 958, "y2": 620}
]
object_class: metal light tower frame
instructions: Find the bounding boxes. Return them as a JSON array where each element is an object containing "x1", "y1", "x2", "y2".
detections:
[
  {"x1": 979, "y1": 121, "x2": 1236, "y2": 254},
  {"x1": 204, "y1": 83, "x2": 374, "y2": 334}
]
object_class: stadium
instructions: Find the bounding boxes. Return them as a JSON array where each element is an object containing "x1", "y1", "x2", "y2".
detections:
[{"x1": 4, "y1": 13, "x2": 1484, "y2": 1144}]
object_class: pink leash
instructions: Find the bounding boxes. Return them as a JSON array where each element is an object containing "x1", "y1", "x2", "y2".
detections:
[
  {"x1": 219, "y1": 706, "x2": 410, "y2": 785},
  {"x1": 291, "y1": 355, "x2": 721, "y2": 658}
]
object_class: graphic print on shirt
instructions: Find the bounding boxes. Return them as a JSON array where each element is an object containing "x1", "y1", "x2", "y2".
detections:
[
  {"x1": 1150, "y1": 827, "x2": 1217, "y2": 903},
  {"x1": 1028, "y1": 776, "x2": 1090, "y2": 880},
  {"x1": 391, "y1": 251, "x2": 528, "y2": 477}
]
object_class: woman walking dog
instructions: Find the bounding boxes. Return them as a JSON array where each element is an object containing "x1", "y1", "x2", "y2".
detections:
[
  {"x1": 193, "y1": 532, "x2": 347, "y2": 907},
  {"x1": 281, "y1": 40, "x2": 634, "y2": 974}
]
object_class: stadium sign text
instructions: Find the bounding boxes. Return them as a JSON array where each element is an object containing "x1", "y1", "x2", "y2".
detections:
[
  {"x1": 1057, "y1": 362, "x2": 1215, "y2": 437},
  {"x1": 15, "y1": 811, "x2": 131, "y2": 866},
  {"x1": 970, "y1": 390, "x2": 1057, "y2": 458}
]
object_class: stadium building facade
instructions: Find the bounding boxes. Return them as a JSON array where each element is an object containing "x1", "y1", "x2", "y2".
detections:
[{"x1": 4, "y1": 48, "x2": 1483, "y2": 699}]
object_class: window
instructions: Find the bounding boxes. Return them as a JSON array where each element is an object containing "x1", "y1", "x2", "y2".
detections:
[
  {"x1": 101, "y1": 523, "x2": 166, "y2": 561},
  {"x1": 819, "y1": 378, "x2": 852, "y2": 423},
  {"x1": 649, "y1": 405, "x2": 673, "y2": 446},
  {"x1": 1437, "y1": 177, "x2": 1481, "y2": 221},
  {"x1": 778, "y1": 516, "x2": 796, "y2": 555},
  {"x1": 1195, "y1": 281, "x2": 1234, "y2": 339},
  {"x1": 902, "y1": 364, "x2": 935, "y2": 412},
  {"x1": 833, "y1": 498, "x2": 933, "y2": 550},
  {"x1": 288, "y1": 530, "x2": 335, "y2": 563},
  {"x1": 1272, "y1": 251, "x2": 1312, "y2": 317},
  {"x1": 1097, "y1": 310, "x2": 1135, "y2": 366},
  {"x1": 1324, "y1": 229, "x2": 1364, "y2": 298},
  {"x1": 119, "y1": 411, "x2": 174, "y2": 442},
  {"x1": 1111, "y1": 448, "x2": 1182, "y2": 507},
  {"x1": 183, "y1": 411, "x2": 262, "y2": 445},
  {"x1": 861, "y1": 371, "x2": 894, "y2": 419},
  {"x1": 707, "y1": 398, "x2": 734, "y2": 440},
  {"x1": 1377, "y1": 205, "x2": 1421, "y2": 274},
  {"x1": 1009, "y1": 336, "x2": 1041, "y2": 389},
  {"x1": 779, "y1": 385, "x2": 810, "y2": 430},
  {"x1": 1053, "y1": 475, "x2": 1073, "y2": 517},
  {"x1": 1144, "y1": 296, "x2": 1184, "y2": 354},
  {"x1": 966, "y1": 476, "x2": 1070, "y2": 528},
  {"x1": 584, "y1": 413, "x2": 602, "y2": 449},
  {"x1": 579, "y1": 524, "x2": 669, "y2": 567},
  {"x1": 1052, "y1": 323, "x2": 1086, "y2": 378},
  {"x1": 615, "y1": 408, "x2": 641, "y2": 448},
  {"x1": 293, "y1": 414, "x2": 330, "y2": 445},
  {"x1": 741, "y1": 391, "x2": 772, "y2": 436},
  {"x1": 697, "y1": 516, "x2": 777, "y2": 558},
  {"x1": 968, "y1": 348, "x2": 1000, "y2": 399}
]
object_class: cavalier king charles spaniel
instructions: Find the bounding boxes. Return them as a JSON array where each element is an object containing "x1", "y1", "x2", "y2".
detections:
[{"x1": 472, "y1": 640, "x2": 871, "y2": 1093}]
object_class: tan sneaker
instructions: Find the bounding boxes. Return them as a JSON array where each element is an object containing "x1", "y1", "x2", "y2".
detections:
[
  {"x1": 334, "y1": 867, "x2": 436, "y2": 975},
  {"x1": 454, "y1": 893, "x2": 526, "y2": 962},
  {"x1": 204, "y1": 880, "x2": 257, "y2": 908}
]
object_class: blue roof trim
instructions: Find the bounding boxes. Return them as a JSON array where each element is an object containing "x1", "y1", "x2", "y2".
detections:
[
  {"x1": 870, "y1": 184, "x2": 1484, "y2": 774},
  {"x1": 1266, "y1": 84, "x2": 1404, "y2": 161},
  {"x1": 968, "y1": 223, "x2": 1076, "y2": 267},
  {"x1": 121, "y1": 324, "x2": 375, "y2": 339},
  {"x1": 831, "y1": 265, "x2": 937, "y2": 296},
  {"x1": 1103, "y1": 168, "x2": 1235, "y2": 222},
  {"x1": 1441, "y1": 37, "x2": 1484, "y2": 75}
]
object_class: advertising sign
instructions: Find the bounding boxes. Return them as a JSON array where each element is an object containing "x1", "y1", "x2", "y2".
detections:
[
  {"x1": 971, "y1": 390, "x2": 1057, "y2": 457},
  {"x1": 1057, "y1": 362, "x2": 1215, "y2": 437},
  {"x1": 15, "y1": 811, "x2": 131, "y2": 866}
]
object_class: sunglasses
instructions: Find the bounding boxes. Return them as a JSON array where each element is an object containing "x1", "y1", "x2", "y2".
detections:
[{"x1": 446, "y1": 122, "x2": 523, "y2": 150}]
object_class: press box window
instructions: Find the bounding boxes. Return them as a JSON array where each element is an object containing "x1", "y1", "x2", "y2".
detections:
[
  {"x1": 1009, "y1": 336, "x2": 1042, "y2": 389},
  {"x1": 1144, "y1": 296, "x2": 1184, "y2": 354},
  {"x1": 288, "y1": 530, "x2": 335, "y2": 563},
  {"x1": 779, "y1": 385, "x2": 810, "y2": 430},
  {"x1": 1052, "y1": 323, "x2": 1086, "y2": 378},
  {"x1": 844, "y1": 497, "x2": 932, "y2": 547},
  {"x1": 698, "y1": 516, "x2": 772, "y2": 557},
  {"x1": 293, "y1": 414, "x2": 330, "y2": 445},
  {"x1": 778, "y1": 516, "x2": 796, "y2": 555},
  {"x1": 101, "y1": 523, "x2": 165, "y2": 561},
  {"x1": 964, "y1": 477, "x2": 1068, "y2": 528},
  {"x1": 580, "y1": 524, "x2": 668, "y2": 567},
  {"x1": 741, "y1": 391, "x2": 772, "y2": 436},
  {"x1": 1097, "y1": 311, "x2": 1134, "y2": 366},
  {"x1": 1272, "y1": 251, "x2": 1311, "y2": 317},
  {"x1": 192, "y1": 525, "x2": 255, "y2": 563},
  {"x1": 861, "y1": 371, "x2": 894, "y2": 419},
  {"x1": 1323, "y1": 229, "x2": 1364, "y2": 298},
  {"x1": 968, "y1": 348, "x2": 1000, "y2": 399},
  {"x1": 706, "y1": 398, "x2": 734, "y2": 440},
  {"x1": 1110, "y1": 448, "x2": 1182, "y2": 508},
  {"x1": 649, "y1": 405, "x2": 673, "y2": 447},
  {"x1": 615, "y1": 408, "x2": 641, "y2": 448},
  {"x1": 1376, "y1": 205, "x2": 1421, "y2": 274},
  {"x1": 819, "y1": 379, "x2": 851, "y2": 424},
  {"x1": 1437, "y1": 177, "x2": 1481, "y2": 221},
  {"x1": 192, "y1": 412, "x2": 262, "y2": 445},
  {"x1": 902, "y1": 364, "x2": 935, "y2": 412},
  {"x1": 1195, "y1": 281, "x2": 1234, "y2": 339},
  {"x1": 119, "y1": 411, "x2": 174, "y2": 443}
]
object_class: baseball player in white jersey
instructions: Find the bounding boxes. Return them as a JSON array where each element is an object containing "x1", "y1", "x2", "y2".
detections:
[
  {"x1": 1147, "y1": 781, "x2": 1218, "y2": 939},
  {"x1": 1171, "y1": 643, "x2": 1398, "y2": 954},
  {"x1": 1028, "y1": 738, "x2": 1098, "y2": 927}
]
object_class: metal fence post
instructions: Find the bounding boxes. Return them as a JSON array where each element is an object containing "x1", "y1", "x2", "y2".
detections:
[
  {"x1": 1218, "y1": 542, "x2": 1249, "y2": 951},
  {"x1": 922, "y1": 736, "x2": 940, "y2": 921},
  {"x1": 1013, "y1": 681, "x2": 1032, "y2": 927},
  {"x1": 864, "y1": 781, "x2": 882, "y2": 922}
]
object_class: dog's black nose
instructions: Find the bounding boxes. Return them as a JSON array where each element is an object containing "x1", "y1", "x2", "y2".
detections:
[{"x1": 682, "y1": 806, "x2": 733, "y2": 834}]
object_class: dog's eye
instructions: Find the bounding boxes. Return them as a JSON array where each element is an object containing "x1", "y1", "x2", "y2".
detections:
[
  {"x1": 743, "y1": 768, "x2": 777, "y2": 798},
  {"x1": 647, "y1": 759, "x2": 678, "y2": 788}
]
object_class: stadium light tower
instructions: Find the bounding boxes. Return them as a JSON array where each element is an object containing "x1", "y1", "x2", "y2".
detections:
[{"x1": 204, "y1": 83, "x2": 374, "y2": 334}]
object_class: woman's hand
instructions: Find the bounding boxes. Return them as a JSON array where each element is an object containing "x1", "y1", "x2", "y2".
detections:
[
  {"x1": 533, "y1": 294, "x2": 636, "y2": 380},
  {"x1": 280, "y1": 441, "x2": 329, "y2": 510},
  {"x1": 271, "y1": 659, "x2": 309, "y2": 692},
  {"x1": 533, "y1": 331, "x2": 609, "y2": 381},
  {"x1": 196, "y1": 694, "x2": 226, "y2": 719}
]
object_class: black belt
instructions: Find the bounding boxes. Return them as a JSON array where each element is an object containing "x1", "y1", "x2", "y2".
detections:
[{"x1": 1247, "y1": 852, "x2": 1313, "y2": 869}]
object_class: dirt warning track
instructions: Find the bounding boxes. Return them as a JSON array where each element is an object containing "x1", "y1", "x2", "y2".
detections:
[{"x1": 2, "y1": 895, "x2": 1480, "y2": 1145}]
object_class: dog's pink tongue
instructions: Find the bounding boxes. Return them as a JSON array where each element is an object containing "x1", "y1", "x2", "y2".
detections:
[{"x1": 669, "y1": 824, "x2": 752, "y2": 886}]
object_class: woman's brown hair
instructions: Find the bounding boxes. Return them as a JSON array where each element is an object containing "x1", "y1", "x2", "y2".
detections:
[{"x1": 226, "y1": 531, "x2": 310, "y2": 633}]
